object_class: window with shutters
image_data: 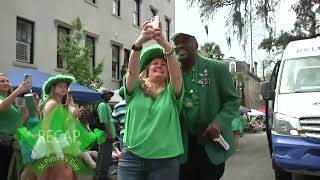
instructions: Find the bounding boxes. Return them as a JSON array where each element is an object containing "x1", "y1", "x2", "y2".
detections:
[
  {"x1": 165, "y1": 18, "x2": 171, "y2": 41},
  {"x1": 133, "y1": 0, "x2": 140, "y2": 26},
  {"x1": 57, "y1": 26, "x2": 70, "y2": 69},
  {"x1": 113, "y1": 0, "x2": 120, "y2": 16},
  {"x1": 85, "y1": 35, "x2": 96, "y2": 72},
  {"x1": 16, "y1": 17, "x2": 34, "y2": 64},
  {"x1": 112, "y1": 45, "x2": 120, "y2": 79}
]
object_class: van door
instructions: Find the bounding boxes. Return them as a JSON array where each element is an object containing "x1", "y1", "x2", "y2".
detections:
[{"x1": 266, "y1": 60, "x2": 281, "y2": 156}]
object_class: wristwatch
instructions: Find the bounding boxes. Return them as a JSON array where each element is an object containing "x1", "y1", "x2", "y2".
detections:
[{"x1": 131, "y1": 43, "x2": 142, "y2": 51}]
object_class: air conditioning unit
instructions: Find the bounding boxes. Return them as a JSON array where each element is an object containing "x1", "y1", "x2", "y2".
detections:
[{"x1": 16, "y1": 41, "x2": 31, "y2": 63}]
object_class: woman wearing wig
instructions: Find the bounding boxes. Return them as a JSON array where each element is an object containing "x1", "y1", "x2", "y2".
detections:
[
  {"x1": 0, "y1": 73, "x2": 30, "y2": 180},
  {"x1": 117, "y1": 21, "x2": 184, "y2": 180}
]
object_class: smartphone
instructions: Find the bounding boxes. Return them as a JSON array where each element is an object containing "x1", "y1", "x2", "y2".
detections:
[
  {"x1": 15, "y1": 97, "x2": 25, "y2": 107},
  {"x1": 151, "y1": 16, "x2": 160, "y2": 29},
  {"x1": 24, "y1": 74, "x2": 32, "y2": 86}
]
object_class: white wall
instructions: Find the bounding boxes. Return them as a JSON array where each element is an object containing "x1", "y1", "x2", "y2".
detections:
[{"x1": 0, "y1": 0, "x2": 175, "y2": 90}]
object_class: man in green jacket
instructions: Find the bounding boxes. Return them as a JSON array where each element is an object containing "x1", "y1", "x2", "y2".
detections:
[{"x1": 171, "y1": 32, "x2": 240, "y2": 180}]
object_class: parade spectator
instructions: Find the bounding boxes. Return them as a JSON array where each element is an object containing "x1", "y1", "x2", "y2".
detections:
[
  {"x1": 112, "y1": 87, "x2": 126, "y2": 150},
  {"x1": 38, "y1": 74, "x2": 76, "y2": 180},
  {"x1": 171, "y1": 32, "x2": 240, "y2": 180},
  {"x1": 117, "y1": 20, "x2": 184, "y2": 180},
  {"x1": 232, "y1": 114, "x2": 245, "y2": 152},
  {"x1": 0, "y1": 73, "x2": 30, "y2": 180},
  {"x1": 96, "y1": 88, "x2": 116, "y2": 180},
  {"x1": 20, "y1": 92, "x2": 40, "y2": 180}
]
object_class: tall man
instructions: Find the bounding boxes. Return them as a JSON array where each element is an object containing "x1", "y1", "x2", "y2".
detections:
[
  {"x1": 96, "y1": 88, "x2": 116, "y2": 180},
  {"x1": 171, "y1": 32, "x2": 240, "y2": 180}
]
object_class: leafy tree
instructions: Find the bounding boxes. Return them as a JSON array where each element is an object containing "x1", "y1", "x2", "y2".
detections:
[
  {"x1": 58, "y1": 17, "x2": 104, "y2": 89},
  {"x1": 185, "y1": 0, "x2": 279, "y2": 47},
  {"x1": 259, "y1": 0, "x2": 320, "y2": 52},
  {"x1": 199, "y1": 42, "x2": 224, "y2": 59}
]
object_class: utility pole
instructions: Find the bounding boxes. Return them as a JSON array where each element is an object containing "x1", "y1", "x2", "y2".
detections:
[{"x1": 250, "y1": 0, "x2": 254, "y2": 73}]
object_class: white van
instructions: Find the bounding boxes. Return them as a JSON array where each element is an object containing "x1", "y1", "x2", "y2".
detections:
[{"x1": 261, "y1": 37, "x2": 320, "y2": 180}]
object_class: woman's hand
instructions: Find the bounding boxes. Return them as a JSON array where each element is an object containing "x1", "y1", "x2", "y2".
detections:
[
  {"x1": 16, "y1": 82, "x2": 31, "y2": 95},
  {"x1": 72, "y1": 107, "x2": 83, "y2": 119},
  {"x1": 153, "y1": 22, "x2": 171, "y2": 51},
  {"x1": 135, "y1": 21, "x2": 154, "y2": 47}
]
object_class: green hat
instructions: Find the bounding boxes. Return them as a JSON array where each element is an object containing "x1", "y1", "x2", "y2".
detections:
[
  {"x1": 118, "y1": 86, "x2": 125, "y2": 99},
  {"x1": 42, "y1": 74, "x2": 75, "y2": 96},
  {"x1": 140, "y1": 44, "x2": 165, "y2": 73}
]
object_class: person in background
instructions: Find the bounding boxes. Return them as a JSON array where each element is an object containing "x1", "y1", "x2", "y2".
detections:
[
  {"x1": 0, "y1": 73, "x2": 30, "y2": 180},
  {"x1": 64, "y1": 90, "x2": 98, "y2": 169},
  {"x1": 20, "y1": 92, "x2": 41, "y2": 180},
  {"x1": 112, "y1": 87, "x2": 126, "y2": 150},
  {"x1": 96, "y1": 89, "x2": 116, "y2": 180},
  {"x1": 232, "y1": 114, "x2": 244, "y2": 152},
  {"x1": 64, "y1": 90, "x2": 83, "y2": 120},
  {"x1": 171, "y1": 32, "x2": 240, "y2": 180},
  {"x1": 117, "y1": 20, "x2": 184, "y2": 180}
]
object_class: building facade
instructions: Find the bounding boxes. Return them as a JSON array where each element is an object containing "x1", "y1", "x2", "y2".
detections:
[
  {"x1": 223, "y1": 58, "x2": 264, "y2": 110},
  {"x1": 0, "y1": 0, "x2": 175, "y2": 90}
]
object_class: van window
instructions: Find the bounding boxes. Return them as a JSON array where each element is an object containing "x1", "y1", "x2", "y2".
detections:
[{"x1": 280, "y1": 56, "x2": 320, "y2": 93}]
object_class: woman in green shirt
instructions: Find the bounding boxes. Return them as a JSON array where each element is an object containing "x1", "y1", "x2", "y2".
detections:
[
  {"x1": 0, "y1": 73, "x2": 30, "y2": 180},
  {"x1": 117, "y1": 21, "x2": 184, "y2": 180}
]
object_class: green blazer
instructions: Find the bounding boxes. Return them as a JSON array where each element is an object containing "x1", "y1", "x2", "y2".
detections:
[{"x1": 180, "y1": 55, "x2": 240, "y2": 165}]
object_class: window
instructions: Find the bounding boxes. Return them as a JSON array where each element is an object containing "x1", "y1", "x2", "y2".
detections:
[
  {"x1": 151, "y1": 8, "x2": 157, "y2": 17},
  {"x1": 16, "y1": 17, "x2": 34, "y2": 64},
  {"x1": 133, "y1": 0, "x2": 140, "y2": 26},
  {"x1": 112, "y1": 45, "x2": 120, "y2": 79},
  {"x1": 229, "y1": 62, "x2": 236, "y2": 73},
  {"x1": 57, "y1": 26, "x2": 70, "y2": 69},
  {"x1": 113, "y1": 0, "x2": 120, "y2": 16},
  {"x1": 165, "y1": 18, "x2": 171, "y2": 41},
  {"x1": 87, "y1": 0, "x2": 96, "y2": 4},
  {"x1": 124, "y1": 49, "x2": 130, "y2": 69},
  {"x1": 85, "y1": 35, "x2": 96, "y2": 72}
]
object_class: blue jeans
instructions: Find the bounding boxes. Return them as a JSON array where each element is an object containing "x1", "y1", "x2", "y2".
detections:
[{"x1": 117, "y1": 148, "x2": 180, "y2": 180}]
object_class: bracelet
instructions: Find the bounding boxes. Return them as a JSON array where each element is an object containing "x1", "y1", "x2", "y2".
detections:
[
  {"x1": 163, "y1": 47, "x2": 175, "y2": 56},
  {"x1": 131, "y1": 43, "x2": 142, "y2": 51}
]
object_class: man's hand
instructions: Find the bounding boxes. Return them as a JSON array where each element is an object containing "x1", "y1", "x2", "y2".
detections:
[{"x1": 203, "y1": 122, "x2": 221, "y2": 139}]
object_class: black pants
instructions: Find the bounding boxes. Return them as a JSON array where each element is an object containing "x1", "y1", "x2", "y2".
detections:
[
  {"x1": 96, "y1": 140, "x2": 113, "y2": 180},
  {"x1": 179, "y1": 136, "x2": 225, "y2": 180},
  {"x1": 0, "y1": 144, "x2": 13, "y2": 180}
]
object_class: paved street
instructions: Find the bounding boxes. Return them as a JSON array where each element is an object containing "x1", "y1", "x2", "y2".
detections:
[
  {"x1": 222, "y1": 132, "x2": 275, "y2": 180},
  {"x1": 222, "y1": 133, "x2": 320, "y2": 180},
  {"x1": 80, "y1": 132, "x2": 320, "y2": 180}
]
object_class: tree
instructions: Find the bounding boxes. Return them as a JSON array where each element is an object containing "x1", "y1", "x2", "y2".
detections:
[
  {"x1": 58, "y1": 17, "x2": 104, "y2": 89},
  {"x1": 185, "y1": 0, "x2": 279, "y2": 47},
  {"x1": 199, "y1": 42, "x2": 224, "y2": 59},
  {"x1": 259, "y1": 0, "x2": 320, "y2": 52}
]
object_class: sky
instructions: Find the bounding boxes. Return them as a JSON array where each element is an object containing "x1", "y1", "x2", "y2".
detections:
[{"x1": 175, "y1": 0, "x2": 297, "y2": 73}]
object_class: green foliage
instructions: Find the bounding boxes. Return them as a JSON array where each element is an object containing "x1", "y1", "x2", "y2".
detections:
[
  {"x1": 259, "y1": 0, "x2": 320, "y2": 52},
  {"x1": 199, "y1": 42, "x2": 224, "y2": 59},
  {"x1": 58, "y1": 17, "x2": 104, "y2": 89},
  {"x1": 185, "y1": 0, "x2": 277, "y2": 46}
]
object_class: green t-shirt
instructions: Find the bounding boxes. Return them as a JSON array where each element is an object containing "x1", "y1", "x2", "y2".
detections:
[
  {"x1": 0, "y1": 95, "x2": 22, "y2": 135},
  {"x1": 182, "y1": 62, "x2": 200, "y2": 134},
  {"x1": 124, "y1": 82, "x2": 184, "y2": 159},
  {"x1": 97, "y1": 101, "x2": 116, "y2": 138}
]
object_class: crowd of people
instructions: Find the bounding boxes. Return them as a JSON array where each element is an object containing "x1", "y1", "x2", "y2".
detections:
[{"x1": 0, "y1": 19, "x2": 241, "y2": 180}]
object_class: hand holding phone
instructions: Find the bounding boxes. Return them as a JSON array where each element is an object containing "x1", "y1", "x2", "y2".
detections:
[
  {"x1": 151, "y1": 16, "x2": 160, "y2": 29},
  {"x1": 24, "y1": 74, "x2": 32, "y2": 93}
]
